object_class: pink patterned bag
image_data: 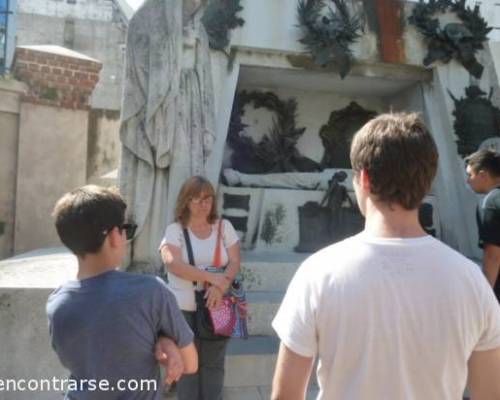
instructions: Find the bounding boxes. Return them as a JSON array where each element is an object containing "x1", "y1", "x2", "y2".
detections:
[{"x1": 209, "y1": 296, "x2": 237, "y2": 337}]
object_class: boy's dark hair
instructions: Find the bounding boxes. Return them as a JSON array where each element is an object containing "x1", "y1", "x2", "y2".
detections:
[
  {"x1": 52, "y1": 185, "x2": 126, "y2": 256},
  {"x1": 350, "y1": 113, "x2": 438, "y2": 210},
  {"x1": 465, "y1": 148, "x2": 500, "y2": 177}
]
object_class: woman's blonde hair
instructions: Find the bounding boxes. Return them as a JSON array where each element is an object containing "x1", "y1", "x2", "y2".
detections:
[{"x1": 175, "y1": 176, "x2": 218, "y2": 227}]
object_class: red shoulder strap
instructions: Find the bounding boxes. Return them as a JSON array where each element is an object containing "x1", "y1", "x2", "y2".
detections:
[{"x1": 212, "y1": 219, "x2": 223, "y2": 268}]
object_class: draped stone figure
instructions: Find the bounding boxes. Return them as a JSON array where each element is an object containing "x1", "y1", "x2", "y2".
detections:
[{"x1": 120, "y1": 0, "x2": 216, "y2": 271}]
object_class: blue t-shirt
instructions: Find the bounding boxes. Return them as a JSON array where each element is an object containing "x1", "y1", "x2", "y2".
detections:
[{"x1": 46, "y1": 270, "x2": 193, "y2": 399}]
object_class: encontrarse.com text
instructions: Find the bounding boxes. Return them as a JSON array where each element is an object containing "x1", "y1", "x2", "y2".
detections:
[{"x1": 0, "y1": 378, "x2": 158, "y2": 392}]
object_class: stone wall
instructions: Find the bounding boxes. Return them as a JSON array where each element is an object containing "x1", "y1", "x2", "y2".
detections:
[
  {"x1": 16, "y1": 0, "x2": 127, "y2": 111},
  {"x1": 0, "y1": 46, "x2": 103, "y2": 256},
  {"x1": 87, "y1": 108, "x2": 121, "y2": 183},
  {"x1": 14, "y1": 46, "x2": 101, "y2": 110},
  {"x1": 17, "y1": 0, "x2": 115, "y2": 20},
  {"x1": 0, "y1": 79, "x2": 26, "y2": 260}
]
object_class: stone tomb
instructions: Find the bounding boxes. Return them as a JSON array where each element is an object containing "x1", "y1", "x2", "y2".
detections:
[{"x1": 219, "y1": 64, "x2": 442, "y2": 252}]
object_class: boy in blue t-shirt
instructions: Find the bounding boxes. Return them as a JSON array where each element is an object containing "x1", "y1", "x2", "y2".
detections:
[{"x1": 47, "y1": 185, "x2": 197, "y2": 399}]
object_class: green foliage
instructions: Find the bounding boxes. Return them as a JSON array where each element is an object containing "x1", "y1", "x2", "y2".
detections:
[
  {"x1": 202, "y1": 0, "x2": 245, "y2": 51},
  {"x1": 297, "y1": 0, "x2": 363, "y2": 78},
  {"x1": 238, "y1": 265, "x2": 262, "y2": 290},
  {"x1": 260, "y1": 204, "x2": 286, "y2": 245}
]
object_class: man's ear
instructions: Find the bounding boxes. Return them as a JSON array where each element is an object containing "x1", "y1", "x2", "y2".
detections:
[{"x1": 359, "y1": 169, "x2": 371, "y2": 191}]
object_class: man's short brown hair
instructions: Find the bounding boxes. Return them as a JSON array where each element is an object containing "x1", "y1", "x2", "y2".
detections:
[
  {"x1": 350, "y1": 113, "x2": 438, "y2": 210},
  {"x1": 52, "y1": 185, "x2": 126, "y2": 256},
  {"x1": 465, "y1": 148, "x2": 500, "y2": 177}
]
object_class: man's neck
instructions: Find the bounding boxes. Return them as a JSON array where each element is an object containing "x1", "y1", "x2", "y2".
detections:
[
  {"x1": 77, "y1": 258, "x2": 117, "y2": 280},
  {"x1": 363, "y1": 201, "x2": 426, "y2": 239},
  {"x1": 486, "y1": 178, "x2": 500, "y2": 192}
]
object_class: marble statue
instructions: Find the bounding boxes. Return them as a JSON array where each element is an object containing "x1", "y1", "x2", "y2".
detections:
[
  {"x1": 223, "y1": 168, "x2": 354, "y2": 192},
  {"x1": 119, "y1": 0, "x2": 216, "y2": 270}
]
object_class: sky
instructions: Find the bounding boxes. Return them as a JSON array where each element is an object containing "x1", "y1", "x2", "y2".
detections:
[{"x1": 126, "y1": 0, "x2": 144, "y2": 11}]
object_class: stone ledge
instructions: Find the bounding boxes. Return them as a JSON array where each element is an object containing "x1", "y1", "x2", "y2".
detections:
[{"x1": 0, "y1": 247, "x2": 76, "y2": 288}]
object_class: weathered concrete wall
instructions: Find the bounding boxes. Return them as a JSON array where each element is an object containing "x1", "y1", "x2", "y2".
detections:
[
  {"x1": 490, "y1": 41, "x2": 500, "y2": 86},
  {"x1": 0, "y1": 80, "x2": 25, "y2": 260},
  {"x1": 17, "y1": 0, "x2": 114, "y2": 20},
  {"x1": 14, "y1": 103, "x2": 88, "y2": 254},
  {"x1": 87, "y1": 108, "x2": 121, "y2": 183},
  {"x1": 0, "y1": 249, "x2": 75, "y2": 400},
  {"x1": 16, "y1": 1, "x2": 126, "y2": 111}
]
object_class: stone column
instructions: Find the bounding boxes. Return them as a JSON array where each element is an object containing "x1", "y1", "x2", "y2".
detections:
[{"x1": 12, "y1": 45, "x2": 102, "y2": 254}]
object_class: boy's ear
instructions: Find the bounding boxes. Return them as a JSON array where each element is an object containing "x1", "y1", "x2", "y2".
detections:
[{"x1": 107, "y1": 227, "x2": 122, "y2": 249}]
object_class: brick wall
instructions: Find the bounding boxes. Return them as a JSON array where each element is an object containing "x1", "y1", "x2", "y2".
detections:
[{"x1": 13, "y1": 47, "x2": 102, "y2": 110}]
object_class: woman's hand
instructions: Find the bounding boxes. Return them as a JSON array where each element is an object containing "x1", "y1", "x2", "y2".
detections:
[
  {"x1": 208, "y1": 272, "x2": 230, "y2": 293},
  {"x1": 204, "y1": 285, "x2": 223, "y2": 310}
]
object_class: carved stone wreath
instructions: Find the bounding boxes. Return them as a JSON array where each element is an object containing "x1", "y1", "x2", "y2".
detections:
[
  {"x1": 202, "y1": 0, "x2": 245, "y2": 51},
  {"x1": 408, "y1": 0, "x2": 492, "y2": 79},
  {"x1": 448, "y1": 85, "x2": 500, "y2": 156},
  {"x1": 297, "y1": 0, "x2": 363, "y2": 79},
  {"x1": 227, "y1": 91, "x2": 321, "y2": 174}
]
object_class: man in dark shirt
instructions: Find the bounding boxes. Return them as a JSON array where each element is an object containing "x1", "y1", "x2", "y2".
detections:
[
  {"x1": 466, "y1": 149, "x2": 500, "y2": 301},
  {"x1": 48, "y1": 185, "x2": 197, "y2": 399}
]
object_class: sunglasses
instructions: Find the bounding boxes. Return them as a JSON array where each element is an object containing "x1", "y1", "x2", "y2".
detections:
[
  {"x1": 121, "y1": 223, "x2": 137, "y2": 240},
  {"x1": 102, "y1": 223, "x2": 137, "y2": 240}
]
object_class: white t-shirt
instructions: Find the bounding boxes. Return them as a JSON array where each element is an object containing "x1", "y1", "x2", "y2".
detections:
[
  {"x1": 159, "y1": 219, "x2": 239, "y2": 311},
  {"x1": 272, "y1": 233, "x2": 500, "y2": 400}
]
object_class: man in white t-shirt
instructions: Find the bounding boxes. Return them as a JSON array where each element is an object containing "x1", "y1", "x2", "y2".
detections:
[{"x1": 271, "y1": 113, "x2": 500, "y2": 400}]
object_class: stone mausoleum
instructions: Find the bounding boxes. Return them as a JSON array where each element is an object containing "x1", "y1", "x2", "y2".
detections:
[{"x1": 1, "y1": 1, "x2": 500, "y2": 399}]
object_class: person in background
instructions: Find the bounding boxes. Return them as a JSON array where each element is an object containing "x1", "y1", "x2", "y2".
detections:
[{"x1": 466, "y1": 148, "x2": 500, "y2": 302}]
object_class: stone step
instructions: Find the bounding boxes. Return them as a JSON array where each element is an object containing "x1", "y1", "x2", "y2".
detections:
[
  {"x1": 167, "y1": 385, "x2": 319, "y2": 400},
  {"x1": 225, "y1": 336, "x2": 317, "y2": 389},
  {"x1": 222, "y1": 385, "x2": 319, "y2": 400},
  {"x1": 240, "y1": 250, "x2": 308, "y2": 292},
  {"x1": 246, "y1": 291, "x2": 283, "y2": 336},
  {"x1": 225, "y1": 335, "x2": 279, "y2": 388}
]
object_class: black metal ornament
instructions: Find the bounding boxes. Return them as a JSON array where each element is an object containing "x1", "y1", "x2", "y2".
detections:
[
  {"x1": 297, "y1": 0, "x2": 363, "y2": 79},
  {"x1": 202, "y1": 0, "x2": 245, "y2": 51},
  {"x1": 408, "y1": 0, "x2": 492, "y2": 79},
  {"x1": 319, "y1": 101, "x2": 377, "y2": 169},
  {"x1": 227, "y1": 91, "x2": 321, "y2": 174},
  {"x1": 448, "y1": 85, "x2": 500, "y2": 156}
]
